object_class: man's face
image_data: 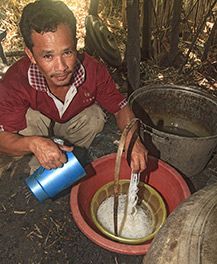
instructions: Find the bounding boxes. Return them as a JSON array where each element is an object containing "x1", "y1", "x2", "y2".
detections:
[{"x1": 25, "y1": 23, "x2": 77, "y2": 89}]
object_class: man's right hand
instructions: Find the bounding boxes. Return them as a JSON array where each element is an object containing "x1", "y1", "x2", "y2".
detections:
[
  {"x1": 0, "y1": 132, "x2": 73, "y2": 170},
  {"x1": 29, "y1": 136, "x2": 73, "y2": 170}
]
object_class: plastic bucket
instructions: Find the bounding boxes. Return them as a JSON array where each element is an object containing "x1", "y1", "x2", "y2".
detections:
[
  {"x1": 128, "y1": 85, "x2": 217, "y2": 177},
  {"x1": 26, "y1": 151, "x2": 86, "y2": 201},
  {"x1": 70, "y1": 153, "x2": 191, "y2": 255}
]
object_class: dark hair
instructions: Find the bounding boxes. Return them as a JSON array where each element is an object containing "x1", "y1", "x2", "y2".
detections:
[{"x1": 19, "y1": 0, "x2": 76, "y2": 51}]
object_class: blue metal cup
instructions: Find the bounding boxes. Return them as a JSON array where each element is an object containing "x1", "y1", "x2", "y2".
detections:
[{"x1": 25, "y1": 151, "x2": 86, "y2": 202}]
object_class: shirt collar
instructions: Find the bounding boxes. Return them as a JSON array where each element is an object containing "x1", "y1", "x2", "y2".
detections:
[{"x1": 28, "y1": 59, "x2": 85, "y2": 92}]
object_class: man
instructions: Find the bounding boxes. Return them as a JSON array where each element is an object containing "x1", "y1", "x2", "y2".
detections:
[{"x1": 0, "y1": 0, "x2": 147, "y2": 174}]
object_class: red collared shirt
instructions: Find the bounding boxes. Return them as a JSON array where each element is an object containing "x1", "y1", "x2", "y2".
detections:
[{"x1": 0, "y1": 52, "x2": 127, "y2": 132}]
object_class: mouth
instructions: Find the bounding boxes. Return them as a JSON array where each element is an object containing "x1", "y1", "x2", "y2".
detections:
[
  {"x1": 55, "y1": 74, "x2": 68, "y2": 81},
  {"x1": 51, "y1": 71, "x2": 72, "y2": 82}
]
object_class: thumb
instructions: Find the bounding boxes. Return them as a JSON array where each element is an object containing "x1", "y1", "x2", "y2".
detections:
[{"x1": 59, "y1": 145, "x2": 74, "y2": 152}]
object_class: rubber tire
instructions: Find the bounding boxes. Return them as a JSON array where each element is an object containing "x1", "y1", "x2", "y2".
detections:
[
  {"x1": 85, "y1": 15, "x2": 122, "y2": 67},
  {"x1": 143, "y1": 182, "x2": 217, "y2": 264}
]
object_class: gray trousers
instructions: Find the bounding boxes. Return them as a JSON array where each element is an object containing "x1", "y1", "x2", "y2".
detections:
[
  {"x1": 19, "y1": 104, "x2": 106, "y2": 148},
  {"x1": 19, "y1": 104, "x2": 106, "y2": 173}
]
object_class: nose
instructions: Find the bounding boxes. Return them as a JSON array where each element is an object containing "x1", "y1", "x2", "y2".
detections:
[{"x1": 54, "y1": 56, "x2": 68, "y2": 72}]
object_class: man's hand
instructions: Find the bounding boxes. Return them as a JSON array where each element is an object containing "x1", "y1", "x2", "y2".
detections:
[
  {"x1": 114, "y1": 104, "x2": 148, "y2": 173},
  {"x1": 126, "y1": 136, "x2": 148, "y2": 173},
  {"x1": 0, "y1": 131, "x2": 73, "y2": 169},
  {"x1": 29, "y1": 136, "x2": 73, "y2": 170}
]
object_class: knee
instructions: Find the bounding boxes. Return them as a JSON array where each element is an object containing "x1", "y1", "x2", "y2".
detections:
[
  {"x1": 19, "y1": 108, "x2": 50, "y2": 136},
  {"x1": 57, "y1": 104, "x2": 106, "y2": 148},
  {"x1": 26, "y1": 108, "x2": 50, "y2": 127},
  {"x1": 84, "y1": 104, "x2": 106, "y2": 134}
]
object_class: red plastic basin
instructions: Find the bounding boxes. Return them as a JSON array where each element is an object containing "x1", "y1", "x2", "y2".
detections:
[{"x1": 70, "y1": 154, "x2": 191, "y2": 255}]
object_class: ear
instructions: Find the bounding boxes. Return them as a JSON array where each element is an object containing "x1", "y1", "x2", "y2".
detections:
[{"x1": 24, "y1": 47, "x2": 36, "y2": 64}]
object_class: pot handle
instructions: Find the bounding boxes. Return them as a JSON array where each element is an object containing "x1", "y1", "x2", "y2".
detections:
[
  {"x1": 142, "y1": 123, "x2": 170, "y2": 142},
  {"x1": 113, "y1": 117, "x2": 143, "y2": 235}
]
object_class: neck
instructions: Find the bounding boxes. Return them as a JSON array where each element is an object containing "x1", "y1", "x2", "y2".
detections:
[{"x1": 49, "y1": 85, "x2": 70, "y2": 102}]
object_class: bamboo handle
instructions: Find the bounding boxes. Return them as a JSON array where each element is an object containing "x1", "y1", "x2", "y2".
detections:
[{"x1": 113, "y1": 117, "x2": 142, "y2": 236}]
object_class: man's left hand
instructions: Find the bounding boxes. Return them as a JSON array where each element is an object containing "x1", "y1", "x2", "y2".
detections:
[{"x1": 126, "y1": 136, "x2": 148, "y2": 173}]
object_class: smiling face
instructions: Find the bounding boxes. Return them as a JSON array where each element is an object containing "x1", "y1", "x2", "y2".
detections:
[{"x1": 25, "y1": 23, "x2": 77, "y2": 90}]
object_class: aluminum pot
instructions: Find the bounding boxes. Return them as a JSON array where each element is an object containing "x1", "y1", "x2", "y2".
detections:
[{"x1": 128, "y1": 85, "x2": 217, "y2": 177}]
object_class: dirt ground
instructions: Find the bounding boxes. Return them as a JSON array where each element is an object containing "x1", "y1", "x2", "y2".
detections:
[{"x1": 0, "y1": 106, "x2": 217, "y2": 264}]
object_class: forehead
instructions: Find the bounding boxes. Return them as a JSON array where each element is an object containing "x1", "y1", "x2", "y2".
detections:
[{"x1": 31, "y1": 24, "x2": 75, "y2": 49}]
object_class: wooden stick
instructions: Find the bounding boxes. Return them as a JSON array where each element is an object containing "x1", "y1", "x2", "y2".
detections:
[{"x1": 113, "y1": 118, "x2": 141, "y2": 236}]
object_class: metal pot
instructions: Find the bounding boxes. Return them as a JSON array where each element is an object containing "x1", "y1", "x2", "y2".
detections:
[{"x1": 128, "y1": 85, "x2": 217, "y2": 177}]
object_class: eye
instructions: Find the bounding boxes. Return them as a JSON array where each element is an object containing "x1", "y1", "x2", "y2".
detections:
[
  {"x1": 43, "y1": 54, "x2": 52, "y2": 59},
  {"x1": 64, "y1": 50, "x2": 73, "y2": 56}
]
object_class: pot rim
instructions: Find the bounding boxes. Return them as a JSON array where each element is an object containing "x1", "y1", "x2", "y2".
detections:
[{"x1": 128, "y1": 84, "x2": 217, "y2": 139}]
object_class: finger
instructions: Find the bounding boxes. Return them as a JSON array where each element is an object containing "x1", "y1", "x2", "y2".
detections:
[
  {"x1": 60, "y1": 145, "x2": 74, "y2": 152},
  {"x1": 49, "y1": 153, "x2": 66, "y2": 168},
  {"x1": 144, "y1": 149, "x2": 148, "y2": 164},
  {"x1": 131, "y1": 158, "x2": 140, "y2": 174},
  {"x1": 41, "y1": 163, "x2": 54, "y2": 170},
  {"x1": 55, "y1": 159, "x2": 64, "y2": 168},
  {"x1": 40, "y1": 155, "x2": 64, "y2": 170},
  {"x1": 139, "y1": 154, "x2": 147, "y2": 172}
]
